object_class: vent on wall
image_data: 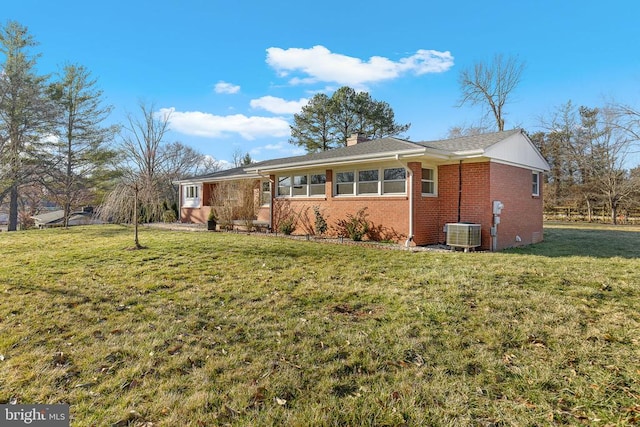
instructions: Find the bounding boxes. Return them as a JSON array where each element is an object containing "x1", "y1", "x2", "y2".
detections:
[{"x1": 446, "y1": 223, "x2": 481, "y2": 250}]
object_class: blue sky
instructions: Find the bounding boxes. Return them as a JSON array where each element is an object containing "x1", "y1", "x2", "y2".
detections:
[{"x1": 3, "y1": 0, "x2": 640, "y2": 168}]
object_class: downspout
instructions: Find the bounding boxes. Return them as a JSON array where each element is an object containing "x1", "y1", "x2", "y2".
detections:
[
  {"x1": 395, "y1": 155, "x2": 413, "y2": 247},
  {"x1": 457, "y1": 160, "x2": 462, "y2": 223}
]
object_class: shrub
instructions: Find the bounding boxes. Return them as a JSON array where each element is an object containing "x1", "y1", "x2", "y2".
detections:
[
  {"x1": 335, "y1": 208, "x2": 370, "y2": 241},
  {"x1": 296, "y1": 206, "x2": 315, "y2": 235},
  {"x1": 273, "y1": 199, "x2": 298, "y2": 235},
  {"x1": 278, "y1": 216, "x2": 296, "y2": 235},
  {"x1": 314, "y1": 206, "x2": 328, "y2": 236},
  {"x1": 163, "y1": 209, "x2": 177, "y2": 223}
]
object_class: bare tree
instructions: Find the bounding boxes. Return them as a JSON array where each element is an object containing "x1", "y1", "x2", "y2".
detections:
[
  {"x1": 593, "y1": 108, "x2": 640, "y2": 223},
  {"x1": 209, "y1": 179, "x2": 259, "y2": 231},
  {"x1": 535, "y1": 102, "x2": 640, "y2": 223},
  {"x1": 231, "y1": 148, "x2": 253, "y2": 167},
  {"x1": 608, "y1": 103, "x2": 640, "y2": 166},
  {"x1": 446, "y1": 122, "x2": 492, "y2": 139},
  {"x1": 535, "y1": 101, "x2": 580, "y2": 208},
  {"x1": 159, "y1": 141, "x2": 222, "y2": 213},
  {"x1": 121, "y1": 102, "x2": 170, "y2": 222},
  {"x1": 99, "y1": 104, "x2": 217, "y2": 245},
  {"x1": 457, "y1": 54, "x2": 525, "y2": 131},
  {"x1": 98, "y1": 102, "x2": 170, "y2": 248}
]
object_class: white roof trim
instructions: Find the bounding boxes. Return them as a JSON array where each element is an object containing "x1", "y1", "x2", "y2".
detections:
[
  {"x1": 483, "y1": 132, "x2": 550, "y2": 171},
  {"x1": 254, "y1": 148, "x2": 451, "y2": 174}
]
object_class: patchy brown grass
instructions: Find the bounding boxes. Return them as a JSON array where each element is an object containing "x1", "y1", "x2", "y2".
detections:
[{"x1": 0, "y1": 223, "x2": 638, "y2": 426}]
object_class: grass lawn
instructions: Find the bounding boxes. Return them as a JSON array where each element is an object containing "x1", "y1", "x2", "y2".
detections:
[{"x1": 0, "y1": 223, "x2": 639, "y2": 426}]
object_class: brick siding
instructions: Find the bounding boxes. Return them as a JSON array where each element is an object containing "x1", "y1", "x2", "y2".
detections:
[{"x1": 180, "y1": 161, "x2": 544, "y2": 251}]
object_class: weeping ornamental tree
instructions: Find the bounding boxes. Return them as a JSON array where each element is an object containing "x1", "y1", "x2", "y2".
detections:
[
  {"x1": 289, "y1": 86, "x2": 410, "y2": 153},
  {"x1": 98, "y1": 103, "x2": 171, "y2": 248},
  {"x1": 98, "y1": 103, "x2": 220, "y2": 247}
]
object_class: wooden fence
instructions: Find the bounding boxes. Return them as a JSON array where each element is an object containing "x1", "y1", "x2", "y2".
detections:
[{"x1": 544, "y1": 206, "x2": 640, "y2": 224}]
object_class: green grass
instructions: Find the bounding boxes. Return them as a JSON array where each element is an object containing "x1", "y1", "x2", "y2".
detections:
[{"x1": 0, "y1": 223, "x2": 639, "y2": 426}]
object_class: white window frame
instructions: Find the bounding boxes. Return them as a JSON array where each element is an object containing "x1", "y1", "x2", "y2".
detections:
[
  {"x1": 309, "y1": 173, "x2": 327, "y2": 196},
  {"x1": 382, "y1": 167, "x2": 406, "y2": 195},
  {"x1": 532, "y1": 171, "x2": 540, "y2": 196},
  {"x1": 357, "y1": 169, "x2": 380, "y2": 194},
  {"x1": 421, "y1": 168, "x2": 436, "y2": 196},
  {"x1": 182, "y1": 184, "x2": 201, "y2": 208},
  {"x1": 277, "y1": 176, "x2": 291, "y2": 197},
  {"x1": 335, "y1": 171, "x2": 355, "y2": 195},
  {"x1": 276, "y1": 172, "x2": 327, "y2": 198},
  {"x1": 334, "y1": 167, "x2": 407, "y2": 196},
  {"x1": 261, "y1": 180, "x2": 271, "y2": 206}
]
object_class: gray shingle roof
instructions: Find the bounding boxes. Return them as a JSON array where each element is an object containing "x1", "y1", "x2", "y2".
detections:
[
  {"x1": 180, "y1": 166, "x2": 250, "y2": 182},
  {"x1": 250, "y1": 137, "x2": 420, "y2": 169},
  {"x1": 418, "y1": 129, "x2": 522, "y2": 152},
  {"x1": 179, "y1": 138, "x2": 421, "y2": 182},
  {"x1": 177, "y1": 129, "x2": 526, "y2": 182}
]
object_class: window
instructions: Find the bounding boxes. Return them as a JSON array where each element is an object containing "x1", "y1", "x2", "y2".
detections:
[
  {"x1": 261, "y1": 181, "x2": 271, "y2": 205},
  {"x1": 310, "y1": 173, "x2": 326, "y2": 196},
  {"x1": 278, "y1": 176, "x2": 291, "y2": 196},
  {"x1": 532, "y1": 171, "x2": 540, "y2": 196},
  {"x1": 292, "y1": 175, "x2": 308, "y2": 196},
  {"x1": 421, "y1": 168, "x2": 435, "y2": 195},
  {"x1": 183, "y1": 184, "x2": 201, "y2": 208},
  {"x1": 185, "y1": 185, "x2": 199, "y2": 199},
  {"x1": 336, "y1": 171, "x2": 355, "y2": 195},
  {"x1": 383, "y1": 168, "x2": 406, "y2": 194},
  {"x1": 358, "y1": 169, "x2": 379, "y2": 194},
  {"x1": 334, "y1": 167, "x2": 407, "y2": 196},
  {"x1": 276, "y1": 173, "x2": 326, "y2": 197}
]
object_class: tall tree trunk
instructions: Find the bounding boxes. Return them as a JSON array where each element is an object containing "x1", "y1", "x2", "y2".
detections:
[
  {"x1": 64, "y1": 202, "x2": 71, "y2": 228},
  {"x1": 134, "y1": 186, "x2": 141, "y2": 249},
  {"x1": 8, "y1": 186, "x2": 18, "y2": 231}
]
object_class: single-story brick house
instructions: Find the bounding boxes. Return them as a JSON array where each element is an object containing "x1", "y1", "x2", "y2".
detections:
[{"x1": 176, "y1": 129, "x2": 550, "y2": 251}]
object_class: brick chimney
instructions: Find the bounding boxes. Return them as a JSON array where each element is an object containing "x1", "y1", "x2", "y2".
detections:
[{"x1": 346, "y1": 132, "x2": 368, "y2": 146}]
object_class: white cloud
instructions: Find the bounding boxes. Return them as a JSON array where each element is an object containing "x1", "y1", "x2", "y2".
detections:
[
  {"x1": 250, "y1": 96, "x2": 308, "y2": 114},
  {"x1": 214, "y1": 81, "x2": 241, "y2": 94},
  {"x1": 250, "y1": 141, "x2": 306, "y2": 158},
  {"x1": 159, "y1": 107, "x2": 290, "y2": 140},
  {"x1": 266, "y1": 45, "x2": 454, "y2": 88}
]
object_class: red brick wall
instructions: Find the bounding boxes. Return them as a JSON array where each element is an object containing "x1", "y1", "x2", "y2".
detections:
[
  {"x1": 181, "y1": 207, "x2": 208, "y2": 223},
  {"x1": 274, "y1": 168, "x2": 410, "y2": 241},
  {"x1": 283, "y1": 196, "x2": 410, "y2": 242},
  {"x1": 180, "y1": 161, "x2": 544, "y2": 250},
  {"x1": 431, "y1": 161, "x2": 544, "y2": 250},
  {"x1": 410, "y1": 162, "x2": 439, "y2": 245},
  {"x1": 489, "y1": 163, "x2": 544, "y2": 250},
  {"x1": 434, "y1": 162, "x2": 493, "y2": 249}
]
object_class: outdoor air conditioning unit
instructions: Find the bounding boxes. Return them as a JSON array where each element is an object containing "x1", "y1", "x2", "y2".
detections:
[{"x1": 446, "y1": 223, "x2": 481, "y2": 251}]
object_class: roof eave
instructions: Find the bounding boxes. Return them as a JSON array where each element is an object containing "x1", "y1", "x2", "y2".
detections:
[
  {"x1": 449, "y1": 149, "x2": 485, "y2": 158},
  {"x1": 253, "y1": 148, "x2": 453, "y2": 173}
]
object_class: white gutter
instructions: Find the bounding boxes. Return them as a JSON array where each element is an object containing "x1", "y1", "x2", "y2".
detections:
[
  {"x1": 257, "y1": 148, "x2": 439, "y2": 174},
  {"x1": 395, "y1": 154, "x2": 414, "y2": 247}
]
